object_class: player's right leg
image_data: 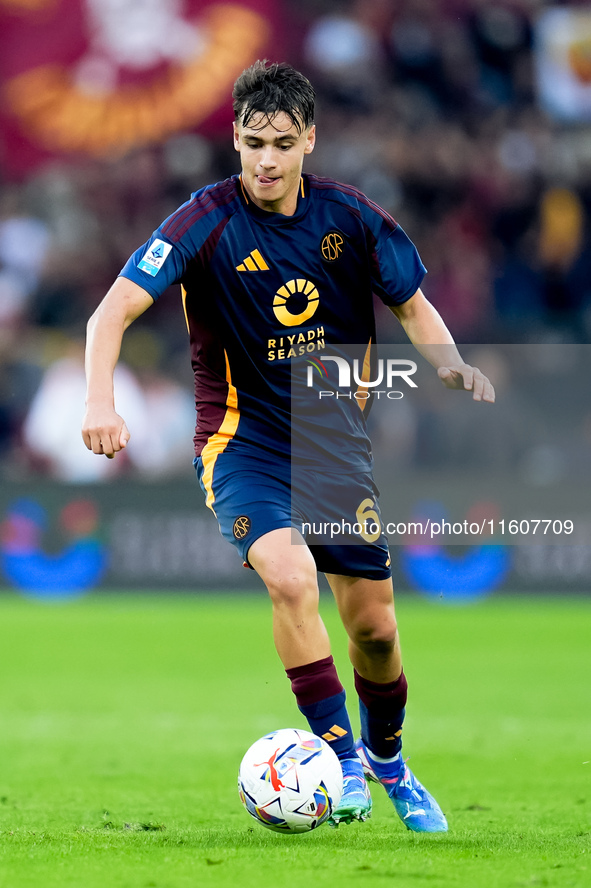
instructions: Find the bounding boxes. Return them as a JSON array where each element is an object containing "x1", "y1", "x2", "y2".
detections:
[
  {"x1": 248, "y1": 527, "x2": 329, "y2": 668},
  {"x1": 248, "y1": 528, "x2": 371, "y2": 825},
  {"x1": 195, "y1": 451, "x2": 370, "y2": 824}
]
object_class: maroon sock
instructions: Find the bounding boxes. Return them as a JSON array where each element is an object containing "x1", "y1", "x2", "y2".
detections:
[
  {"x1": 286, "y1": 656, "x2": 355, "y2": 757},
  {"x1": 286, "y1": 655, "x2": 344, "y2": 706}
]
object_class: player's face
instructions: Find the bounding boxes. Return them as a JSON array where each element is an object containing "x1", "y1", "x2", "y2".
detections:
[{"x1": 233, "y1": 112, "x2": 315, "y2": 216}]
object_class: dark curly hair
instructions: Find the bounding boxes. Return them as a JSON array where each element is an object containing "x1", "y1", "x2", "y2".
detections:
[{"x1": 232, "y1": 60, "x2": 315, "y2": 134}]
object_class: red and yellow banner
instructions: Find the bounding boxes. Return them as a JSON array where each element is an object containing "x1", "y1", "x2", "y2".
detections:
[{"x1": 0, "y1": 0, "x2": 281, "y2": 175}]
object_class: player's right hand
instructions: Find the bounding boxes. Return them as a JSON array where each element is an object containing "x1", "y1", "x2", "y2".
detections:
[{"x1": 81, "y1": 407, "x2": 130, "y2": 459}]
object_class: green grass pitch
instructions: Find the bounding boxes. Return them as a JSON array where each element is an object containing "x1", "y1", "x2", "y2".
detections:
[{"x1": 0, "y1": 592, "x2": 589, "y2": 888}]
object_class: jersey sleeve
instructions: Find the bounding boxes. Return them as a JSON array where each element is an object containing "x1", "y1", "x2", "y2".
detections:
[
  {"x1": 119, "y1": 231, "x2": 188, "y2": 301},
  {"x1": 117, "y1": 178, "x2": 239, "y2": 301},
  {"x1": 371, "y1": 225, "x2": 427, "y2": 307}
]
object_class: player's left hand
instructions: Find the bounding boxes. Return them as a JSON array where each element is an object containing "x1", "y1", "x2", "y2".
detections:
[{"x1": 437, "y1": 364, "x2": 495, "y2": 402}]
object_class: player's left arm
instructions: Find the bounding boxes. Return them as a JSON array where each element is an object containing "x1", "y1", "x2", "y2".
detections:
[{"x1": 390, "y1": 289, "x2": 495, "y2": 403}]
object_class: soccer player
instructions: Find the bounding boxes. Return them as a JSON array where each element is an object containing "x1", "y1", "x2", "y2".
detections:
[{"x1": 82, "y1": 61, "x2": 494, "y2": 830}]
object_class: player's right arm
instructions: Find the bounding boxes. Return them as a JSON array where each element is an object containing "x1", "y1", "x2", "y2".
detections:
[{"x1": 82, "y1": 277, "x2": 154, "y2": 458}]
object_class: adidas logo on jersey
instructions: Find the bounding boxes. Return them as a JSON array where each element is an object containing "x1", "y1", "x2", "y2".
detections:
[{"x1": 236, "y1": 249, "x2": 269, "y2": 272}]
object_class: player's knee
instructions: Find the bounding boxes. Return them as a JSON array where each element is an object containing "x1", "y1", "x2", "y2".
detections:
[
  {"x1": 351, "y1": 613, "x2": 398, "y2": 654},
  {"x1": 265, "y1": 568, "x2": 318, "y2": 611}
]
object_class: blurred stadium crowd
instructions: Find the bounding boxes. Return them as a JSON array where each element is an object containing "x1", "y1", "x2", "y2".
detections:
[{"x1": 1, "y1": 0, "x2": 590, "y2": 481}]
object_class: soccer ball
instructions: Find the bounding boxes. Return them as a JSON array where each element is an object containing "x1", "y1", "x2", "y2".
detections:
[{"x1": 238, "y1": 728, "x2": 343, "y2": 834}]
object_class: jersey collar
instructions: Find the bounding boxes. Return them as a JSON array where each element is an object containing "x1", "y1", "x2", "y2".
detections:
[{"x1": 238, "y1": 175, "x2": 310, "y2": 225}]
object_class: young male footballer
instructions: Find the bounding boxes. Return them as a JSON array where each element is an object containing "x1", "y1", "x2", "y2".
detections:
[{"x1": 82, "y1": 61, "x2": 494, "y2": 830}]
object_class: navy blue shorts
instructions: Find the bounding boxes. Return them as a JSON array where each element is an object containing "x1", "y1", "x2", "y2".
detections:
[{"x1": 195, "y1": 447, "x2": 391, "y2": 581}]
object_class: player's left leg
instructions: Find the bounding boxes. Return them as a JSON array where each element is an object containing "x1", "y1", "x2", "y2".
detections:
[{"x1": 326, "y1": 573, "x2": 448, "y2": 833}]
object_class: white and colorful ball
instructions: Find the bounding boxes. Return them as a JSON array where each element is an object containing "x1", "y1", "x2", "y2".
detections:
[{"x1": 238, "y1": 728, "x2": 343, "y2": 834}]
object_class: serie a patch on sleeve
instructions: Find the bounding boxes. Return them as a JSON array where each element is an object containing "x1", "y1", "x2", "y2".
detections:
[{"x1": 137, "y1": 239, "x2": 173, "y2": 277}]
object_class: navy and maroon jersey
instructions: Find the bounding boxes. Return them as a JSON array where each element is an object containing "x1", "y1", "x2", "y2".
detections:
[{"x1": 119, "y1": 173, "x2": 426, "y2": 474}]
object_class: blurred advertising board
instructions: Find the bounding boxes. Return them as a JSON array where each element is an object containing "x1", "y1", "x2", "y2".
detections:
[
  {"x1": 0, "y1": 481, "x2": 253, "y2": 598},
  {"x1": 0, "y1": 477, "x2": 589, "y2": 602}
]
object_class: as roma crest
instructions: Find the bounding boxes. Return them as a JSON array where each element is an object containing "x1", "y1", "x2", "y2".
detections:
[
  {"x1": 321, "y1": 231, "x2": 344, "y2": 262},
  {"x1": 233, "y1": 515, "x2": 251, "y2": 540}
]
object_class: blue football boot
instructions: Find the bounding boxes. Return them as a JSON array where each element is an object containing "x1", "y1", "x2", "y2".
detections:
[
  {"x1": 355, "y1": 739, "x2": 447, "y2": 832},
  {"x1": 328, "y1": 754, "x2": 372, "y2": 827}
]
